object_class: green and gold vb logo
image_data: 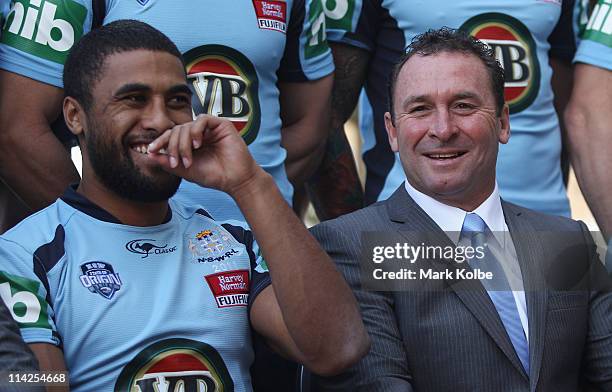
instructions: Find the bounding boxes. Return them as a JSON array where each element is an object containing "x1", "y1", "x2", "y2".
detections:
[
  {"x1": 115, "y1": 339, "x2": 234, "y2": 392},
  {"x1": 460, "y1": 13, "x2": 541, "y2": 114},
  {"x1": 184, "y1": 45, "x2": 261, "y2": 145}
]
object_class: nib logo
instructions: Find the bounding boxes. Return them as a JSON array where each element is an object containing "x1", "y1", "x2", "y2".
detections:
[{"x1": 2, "y1": 0, "x2": 87, "y2": 64}]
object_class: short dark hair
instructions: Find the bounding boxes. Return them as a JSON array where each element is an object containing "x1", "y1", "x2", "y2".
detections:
[
  {"x1": 387, "y1": 27, "x2": 505, "y2": 122},
  {"x1": 63, "y1": 19, "x2": 184, "y2": 111}
]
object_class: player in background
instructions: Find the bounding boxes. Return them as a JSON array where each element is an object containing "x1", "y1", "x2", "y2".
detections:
[{"x1": 565, "y1": 0, "x2": 612, "y2": 270}]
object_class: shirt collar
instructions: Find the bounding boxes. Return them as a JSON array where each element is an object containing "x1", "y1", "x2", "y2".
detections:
[
  {"x1": 60, "y1": 184, "x2": 172, "y2": 224},
  {"x1": 404, "y1": 179, "x2": 508, "y2": 244}
]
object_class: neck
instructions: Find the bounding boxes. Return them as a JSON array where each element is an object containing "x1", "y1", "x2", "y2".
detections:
[{"x1": 77, "y1": 179, "x2": 169, "y2": 227}]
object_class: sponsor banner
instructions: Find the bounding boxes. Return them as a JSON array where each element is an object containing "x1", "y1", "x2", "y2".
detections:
[
  {"x1": 253, "y1": 0, "x2": 287, "y2": 33},
  {"x1": 205, "y1": 270, "x2": 249, "y2": 308}
]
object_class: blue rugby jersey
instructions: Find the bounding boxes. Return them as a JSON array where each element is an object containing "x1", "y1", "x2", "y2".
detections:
[
  {"x1": 0, "y1": 0, "x2": 334, "y2": 222},
  {"x1": 324, "y1": 0, "x2": 584, "y2": 216},
  {"x1": 0, "y1": 186, "x2": 271, "y2": 391}
]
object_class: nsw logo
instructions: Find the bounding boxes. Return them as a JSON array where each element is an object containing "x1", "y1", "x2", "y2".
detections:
[
  {"x1": 79, "y1": 262, "x2": 122, "y2": 300},
  {"x1": 125, "y1": 238, "x2": 176, "y2": 258}
]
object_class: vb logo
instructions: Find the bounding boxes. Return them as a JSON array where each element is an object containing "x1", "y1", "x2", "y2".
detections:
[
  {"x1": 2, "y1": 0, "x2": 87, "y2": 63},
  {"x1": 184, "y1": 45, "x2": 261, "y2": 145}
]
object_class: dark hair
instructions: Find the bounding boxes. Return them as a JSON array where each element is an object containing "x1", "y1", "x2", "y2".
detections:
[
  {"x1": 63, "y1": 19, "x2": 184, "y2": 110},
  {"x1": 387, "y1": 27, "x2": 505, "y2": 123}
]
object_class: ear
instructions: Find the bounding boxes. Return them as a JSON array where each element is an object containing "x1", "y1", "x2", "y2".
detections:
[
  {"x1": 63, "y1": 96, "x2": 86, "y2": 136},
  {"x1": 384, "y1": 112, "x2": 399, "y2": 152},
  {"x1": 497, "y1": 104, "x2": 510, "y2": 144}
]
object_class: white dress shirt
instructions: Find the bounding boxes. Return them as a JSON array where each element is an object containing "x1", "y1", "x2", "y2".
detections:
[{"x1": 404, "y1": 180, "x2": 529, "y2": 340}]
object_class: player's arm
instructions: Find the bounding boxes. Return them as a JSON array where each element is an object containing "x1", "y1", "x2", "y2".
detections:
[
  {"x1": 564, "y1": 63, "x2": 612, "y2": 239},
  {"x1": 307, "y1": 42, "x2": 369, "y2": 220},
  {"x1": 549, "y1": 57, "x2": 574, "y2": 183},
  {"x1": 28, "y1": 344, "x2": 68, "y2": 392},
  {"x1": 279, "y1": 74, "x2": 333, "y2": 188},
  {"x1": 148, "y1": 115, "x2": 370, "y2": 376},
  {"x1": 0, "y1": 71, "x2": 80, "y2": 209}
]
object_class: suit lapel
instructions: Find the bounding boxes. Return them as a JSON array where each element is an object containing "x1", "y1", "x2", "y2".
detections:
[
  {"x1": 503, "y1": 202, "x2": 548, "y2": 390},
  {"x1": 386, "y1": 188, "x2": 529, "y2": 379}
]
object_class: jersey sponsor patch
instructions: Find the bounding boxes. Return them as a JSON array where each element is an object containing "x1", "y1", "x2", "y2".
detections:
[
  {"x1": 460, "y1": 13, "x2": 541, "y2": 114},
  {"x1": 79, "y1": 261, "x2": 122, "y2": 300},
  {"x1": 583, "y1": 0, "x2": 612, "y2": 47},
  {"x1": 184, "y1": 45, "x2": 261, "y2": 145},
  {"x1": 115, "y1": 338, "x2": 234, "y2": 392},
  {"x1": 125, "y1": 238, "x2": 177, "y2": 259},
  {"x1": 205, "y1": 269, "x2": 250, "y2": 308},
  {"x1": 323, "y1": 0, "x2": 355, "y2": 31},
  {"x1": 0, "y1": 271, "x2": 51, "y2": 329},
  {"x1": 1, "y1": 0, "x2": 87, "y2": 64},
  {"x1": 185, "y1": 226, "x2": 244, "y2": 264},
  {"x1": 252, "y1": 0, "x2": 287, "y2": 33},
  {"x1": 305, "y1": 0, "x2": 329, "y2": 59}
]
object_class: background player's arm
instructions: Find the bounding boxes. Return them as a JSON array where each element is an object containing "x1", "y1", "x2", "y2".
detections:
[
  {"x1": 279, "y1": 74, "x2": 333, "y2": 188},
  {"x1": 307, "y1": 43, "x2": 369, "y2": 220},
  {"x1": 564, "y1": 63, "x2": 612, "y2": 239},
  {"x1": 549, "y1": 57, "x2": 574, "y2": 183},
  {"x1": 0, "y1": 71, "x2": 80, "y2": 209},
  {"x1": 28, "y1": 343, "x2": 69, "y2": 392},
  {"x1": 148, "y1": 116, "x2": 370, "y2": 376}
]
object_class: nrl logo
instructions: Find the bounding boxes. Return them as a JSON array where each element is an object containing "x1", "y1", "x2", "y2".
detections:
[{"x1": 126, "y1": 239, "x2": 177, "y2": 259}]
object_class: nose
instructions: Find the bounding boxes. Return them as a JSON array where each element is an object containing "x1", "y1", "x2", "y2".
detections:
[
  {"x1": 140, "y1": 96, "x2": 175, "y2": 132},
  {"x1": 427, "y1": 107, "x2": 457, "y2": 142}
]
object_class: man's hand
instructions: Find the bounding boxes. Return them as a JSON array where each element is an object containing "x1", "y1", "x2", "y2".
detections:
[{"x1": 147, "y1": 114, "x2": 263, "y2": 197}]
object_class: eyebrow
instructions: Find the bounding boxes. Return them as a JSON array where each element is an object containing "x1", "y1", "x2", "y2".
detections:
[
  {"x1": 113, "y1": 83, "x2": 193, "y2": 97},
  {"x1": 113, "y1": 83, "x2": 151, "y2": 97},
  {"x1": 400, "y1": 91, "x2": 481, "y2": 109}
]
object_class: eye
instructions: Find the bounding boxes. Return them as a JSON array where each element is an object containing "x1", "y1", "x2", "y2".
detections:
[
  {"x1": 409, "y1": 105, "x2": 428, "y2": 113},
  {"x1": 168, "y1": 95, "x2": 192, "y2": 108},
  {"x1": 454, "y1": 102, "x2": 475, "y2": 110}
]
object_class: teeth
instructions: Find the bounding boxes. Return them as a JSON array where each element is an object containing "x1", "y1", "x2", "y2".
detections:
[
  {"x1": 430, "y1": 153, "x2": 459, "y2": 159},
  {"x1": 133, "y1": 145, "x2": 149, "y2": 154}
]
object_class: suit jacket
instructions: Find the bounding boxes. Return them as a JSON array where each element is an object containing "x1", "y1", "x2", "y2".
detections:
[{"x1": 310, "y1": 187, "x2": 612, "y2": 392}]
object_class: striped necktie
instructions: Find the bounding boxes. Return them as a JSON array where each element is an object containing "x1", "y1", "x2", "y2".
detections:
[{"x1": 462, "y1": 213, "x2": 530, "y2": 375}]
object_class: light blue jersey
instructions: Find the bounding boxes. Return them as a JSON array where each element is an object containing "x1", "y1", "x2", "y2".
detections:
[
  {"x1": 0, "y1": 186, "x2": 271, "y2": 391},
  {"x1": 325, "y1": 0, "x2": 584, "y2": 216},
  {"x1": 575, "y1": 0, "x2": 612, "y2": 70},
  {"x1": 0, "y1": 0, "x2": 333, "y2": 222}
]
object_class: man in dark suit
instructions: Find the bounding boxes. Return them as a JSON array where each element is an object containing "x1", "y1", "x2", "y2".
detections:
[{"x1": 310, "y1": 27, "x2": 612, "y2": 391}]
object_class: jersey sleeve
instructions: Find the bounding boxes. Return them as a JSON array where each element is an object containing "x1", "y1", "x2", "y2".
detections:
[
  {"x1": 277, "y1": 0, "x2": 334, "y2": 82},
  {"x1": 220, "y1": 223, "x2": 271, "y2": 310},
  {"x1": 574, "y1": 0, "x2": 612, "y2": 70},
  {"x1": 0, "y1": 0, "x2": 93, "y2": 87},
  {"x1": 548, "y1": 0, "x2": 582, "y2": 62},
  {"x1": 323, "y1": 0, "x2": 379, "y2": 51},
  {"x1": 0, "y1": 237, "x2": 60, "y2": 347}
]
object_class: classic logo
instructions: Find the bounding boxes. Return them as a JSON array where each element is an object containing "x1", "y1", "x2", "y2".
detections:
[
  {"x1": 125, "y1": 238, "x2": 177, "y2": 259},
  {"x1": 183, "y1": 45, "x2": 261, "y2": 145},
  {"x1": 1, "y1": 0, "x2": 87, "y2": 64},
  {"x1": 115, "y1": 339, "x2": 234, "y2": 392},
  {"x1": 0, "y1": 271, "x2": 51, "y2": 329},
  {"x1": 460, "y1": 13, "x2": 541, "y2": 114},
  {"x1": 252, "y1": 0, "x2": 287, "y2": 33},
  {"x1": 79, "y1": 261, "x2": 122, "y2": 300},
  {"x1": 186, "y1": 228, "x2": 243, "y2": 264},
  {"x1": 583, "y1": 0, "x2": 612, "y2": 47},
  {"x1": 205, "y1": 270, "x2": 250, "y2": 308}
]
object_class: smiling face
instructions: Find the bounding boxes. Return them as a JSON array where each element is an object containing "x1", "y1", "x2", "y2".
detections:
[
  {"x1": 77, "y1": 49, "x2": 193, "y2": 202},
  {"x1": 385, "y1": 51, "x2": 510, "y2": 210}
]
